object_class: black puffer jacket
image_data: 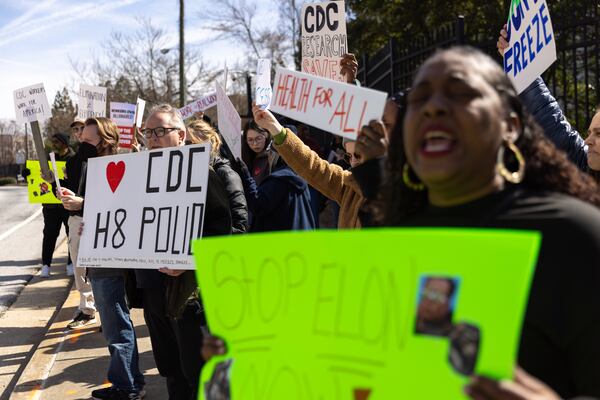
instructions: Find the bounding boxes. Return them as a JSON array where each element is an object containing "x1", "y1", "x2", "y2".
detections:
[{"x1": 212, "y1": 156, "x2": 248, "y2": 234}]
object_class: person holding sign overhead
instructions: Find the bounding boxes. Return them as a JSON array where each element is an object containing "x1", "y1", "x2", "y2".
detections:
[
  {"x1": 239, "y1": 120, "x2": 316, "y2": 232},
  {"x1": 352, "y1": 46, "x2": 600, "y2": 399},
  {"x1": 137, "y1": 104, "x2": 232, "y2": 400},
  {"x1": 251, "y1": 103, "x2": 387, "y2": 228},
  {"x1": 60, "y1": 117, "x2": 145, "y2": 400},
  {"x1": 497, "y1": 25, "x2": 600, "y2": 184}
]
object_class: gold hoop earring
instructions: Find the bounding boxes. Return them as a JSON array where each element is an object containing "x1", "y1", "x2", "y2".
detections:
[
  {"x1": 497, "y1": 140, "x2": 525, "y2": 184},
  {"x1": 402, "y1": 163, "x2": 425, "y2": 191}
]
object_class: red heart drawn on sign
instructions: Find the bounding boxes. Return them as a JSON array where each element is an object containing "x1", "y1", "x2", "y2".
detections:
[{"x1": 106, "y1": 161, "x2": 126, "y2": 193}]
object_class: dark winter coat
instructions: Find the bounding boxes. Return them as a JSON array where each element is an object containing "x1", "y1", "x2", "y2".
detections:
[
  {"x1": 240, "y1": 161, "x2": 316, "y2": 232},
  {"x1": 211, "y1": 156, "x2": 248, "y2": 234},
  {"x1": 519, "y1": 77, "x2": 589, "y2": 172},
  {"x1": 164, "y1": 167, "x2": 233, "y2": 318}
]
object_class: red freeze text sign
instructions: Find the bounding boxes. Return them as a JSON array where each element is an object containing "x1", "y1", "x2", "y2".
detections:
[{"x1": 270, "y1": 67, "x2": 387, "y2": 140}]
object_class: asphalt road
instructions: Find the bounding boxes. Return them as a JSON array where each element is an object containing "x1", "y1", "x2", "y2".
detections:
[{"x1": 0, "y1": 185, "x2": 67, "y2": 315}]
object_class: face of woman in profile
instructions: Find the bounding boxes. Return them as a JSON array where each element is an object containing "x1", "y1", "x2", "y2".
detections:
[
  {"x1": 585, "y1": 111, "x2": 600, "y2": 171},
  {"x1": 403, "y1": 52, "x2": 511, "y2": 199},
  {"x1": 246, "y1": 129, "x2": 267, "y2": 154}
]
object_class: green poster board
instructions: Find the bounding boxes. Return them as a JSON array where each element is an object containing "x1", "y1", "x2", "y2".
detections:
[
  {"x1": 194, "y1": 228, "x2": 541, "y2": 400},
  {"x1": 26, "y1": 159, "x2": 65, "y2": 204}
]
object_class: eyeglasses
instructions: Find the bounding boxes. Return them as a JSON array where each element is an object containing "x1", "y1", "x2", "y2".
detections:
[
  {"x1": 71, "y1": 126, "x2": 84, "y2": 133},
  {"x1": 247, "y1": 136, "x2": 266, "y2": 145},
  {"x1": 141, "y1": 127, "x2": 180, "y2": 139}
]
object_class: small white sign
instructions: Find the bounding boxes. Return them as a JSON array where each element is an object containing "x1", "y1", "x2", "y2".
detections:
[
  {"x1": 503, "y1": 0, "x2": 556, "y2": 93},
  {"x1": 255, "y1": 59, "x2": 272, "y2": 109},
  {"x1": 179, "y1": 93, "x2": 218, "y2": 120},
  {"x1": 110, "y1": 102, "x2": 136, "y2": 127},
  {"x1": 13, "y1": 83, "x2": 52, "y2": 124},
  {"x1": 216, "y1": 83, "x2": 242, "y2": 159},
  {"x1": 78, "y1": 144, "x2": 211, "y2": 270},
  {"x1": 49, "y1": 152, "x2": 63, "y2": 194},
  {"x1": 135, "y1": 98, "x2": 146, "y2": 128},
  {"x1": 270, "y1": 67, "x2": 387, "y2": 140},
  {"x1": 301, "y1": 1, "x2": 348, "y2": 82},
  {"x1": 78, "y1": 84, "x2": 107, "y2": 119}
]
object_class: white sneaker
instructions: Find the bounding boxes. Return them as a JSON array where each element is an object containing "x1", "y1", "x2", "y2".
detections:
[
  {"x1": 66, "y1": 263, "x2": 74, "y2": 276},
  {"x1": 40, "y1": 265, "x2": 50, "y2": 278}
]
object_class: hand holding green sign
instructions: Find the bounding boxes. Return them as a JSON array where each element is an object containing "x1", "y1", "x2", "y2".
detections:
[{"x1": 194, "y1": 228, "x2": 540, "y2": 399}]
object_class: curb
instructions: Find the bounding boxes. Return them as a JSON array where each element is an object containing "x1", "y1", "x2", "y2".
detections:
[{"x1": 9, "y1": 285, "x2": 79, "y2": 400}]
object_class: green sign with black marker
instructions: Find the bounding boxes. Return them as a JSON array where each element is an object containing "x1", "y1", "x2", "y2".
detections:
[
  {"x1": 26, "y1": 159, "x2": 65, "y2": 204},
  {"x1": 194, "y1": 229, "x2": 541, "y2": 399}
]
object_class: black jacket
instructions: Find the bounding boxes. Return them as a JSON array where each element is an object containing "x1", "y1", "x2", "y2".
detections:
[
  {"x1": 240, "y1": 162, "x2": 316, "y2": 233},
  {"x1": 212, "y1": 156, "x2": 248, "y2": 234},
  {"x1": 163, "y1": 167, "x2": 233, "y2": 318}
]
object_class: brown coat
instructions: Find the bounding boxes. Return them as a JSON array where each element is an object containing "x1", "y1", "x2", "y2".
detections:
[{"x1": 274, "y1": 130, "x2": 364, "y2": 228}]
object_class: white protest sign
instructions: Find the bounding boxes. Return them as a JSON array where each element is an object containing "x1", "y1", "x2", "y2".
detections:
[
  {"x1": 216, "y1": 83, "x2": 242, "y2": 159},
  {"x1": 78, "y1": 144, "x2": 211, "y2": 270},
  {"x1": 110, "y1": 102, "x2": 136, "y2": 126},
  {"x1": 270, "y1": 67, "x2": 387, "y2": 140},
  {"x1": 255, "y1": 59, "x2": 272, "y2": 109},
  {"x1": 110, "y1": 102, "x2": 137, "y2": 148},
  {"x1": 49, "y1": 152, "x2": 63, "y2": 194},
  {"x1": 301, "y1": 1, "x2": 348, "y2": 82},
  {"x1": 503, "y1": 0, "x2": 556, "y2": 94},
  {"x1": 78, "y1": 84, "x2": 107, "y2": 119},
  {"x1": 13, "y1": 83, "x2": 52, "y2": 124},
  {"x1": 179, "y1": 92, "x2": 218, "y2": 120},
  {"x1": 135, "y1": 98, "x2": 146, "y2": 128}
]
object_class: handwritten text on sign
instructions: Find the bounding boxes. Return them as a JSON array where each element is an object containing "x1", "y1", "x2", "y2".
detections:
[
  {"x1": 503, "y1": 0, "x2": 556, "y2": 94},
  {"x1": 301, "y1": 1, "x2": 348, "y2": 82},
  {"x1": 78, "y1": 84, "x2": 107, "y2": 119},
  {"x1": 216, "y1": 83, "x2": 242, "y2": 159},
  {"x1": 196, "y1": 229, "x2": 540, "y2": 399},
  {"x1": 270, "y1": 68, "x2": 387, "y2": 140},
  {"x1": 13, "y1": 83, "x2": 52, "y2": 124},
  {"x1": 78, "y1": 144, "x2": 211, "y2": 270},
  {"x1": 179, "y1": 92, "x2": 218, "y2": 120}
]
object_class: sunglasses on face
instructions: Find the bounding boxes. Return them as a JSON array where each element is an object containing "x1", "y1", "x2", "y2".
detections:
[
  {"x1": 421, "y1": 288, "x2": 449, "y2": 304},
  {"x1": 141, "y1": 127, "x2": 180, "y2": 139}
]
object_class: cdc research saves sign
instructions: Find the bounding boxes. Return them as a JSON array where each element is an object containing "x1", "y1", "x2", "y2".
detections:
[
  {"x1": 503, "y1": 0, "x2": 556, "y2": 93},
  {"x1": 77, "y1": 144, "x2": 211, "y2": 270}
]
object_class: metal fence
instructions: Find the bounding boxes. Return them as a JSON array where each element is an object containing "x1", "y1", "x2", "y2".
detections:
[{"x1": 357, "y1": 6, "x2": 600, "y2": 134}]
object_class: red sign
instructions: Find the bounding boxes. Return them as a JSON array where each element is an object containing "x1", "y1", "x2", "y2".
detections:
[{"x1": 118, "y1": 126, "x2": 134, "y2": 148}]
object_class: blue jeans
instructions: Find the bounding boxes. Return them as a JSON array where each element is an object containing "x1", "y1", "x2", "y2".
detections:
[{"x1": 91, "y1": 276, "x2": 145, "y2": 392}]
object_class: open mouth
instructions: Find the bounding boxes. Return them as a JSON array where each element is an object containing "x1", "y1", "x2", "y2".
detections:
[{"x1": 420, "y1": 130, "x2": 457, "y2": 156}]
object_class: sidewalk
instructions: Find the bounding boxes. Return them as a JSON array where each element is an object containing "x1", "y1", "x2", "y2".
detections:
[{"x1": 1, "y1": 242, "x2": 167, "y2": 400}]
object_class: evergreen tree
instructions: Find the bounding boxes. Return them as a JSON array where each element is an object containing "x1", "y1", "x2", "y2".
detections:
[{"x1": 45, "y1": 87, "x2": 76, "y2": 137}]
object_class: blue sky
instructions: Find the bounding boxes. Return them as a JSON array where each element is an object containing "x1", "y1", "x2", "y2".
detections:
[{"x1": 0, "y1": 0, "x2": 277, "y2": 120}]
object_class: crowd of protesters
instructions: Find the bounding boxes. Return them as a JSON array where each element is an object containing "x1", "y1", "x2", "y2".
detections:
[{"x1": 31, "y1": 18, "x2": 600, "y2": 400}]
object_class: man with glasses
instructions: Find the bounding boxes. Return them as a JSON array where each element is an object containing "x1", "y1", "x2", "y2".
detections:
[{"x1": 136, "y1": 104, "x2": 232, "y2": 400}]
